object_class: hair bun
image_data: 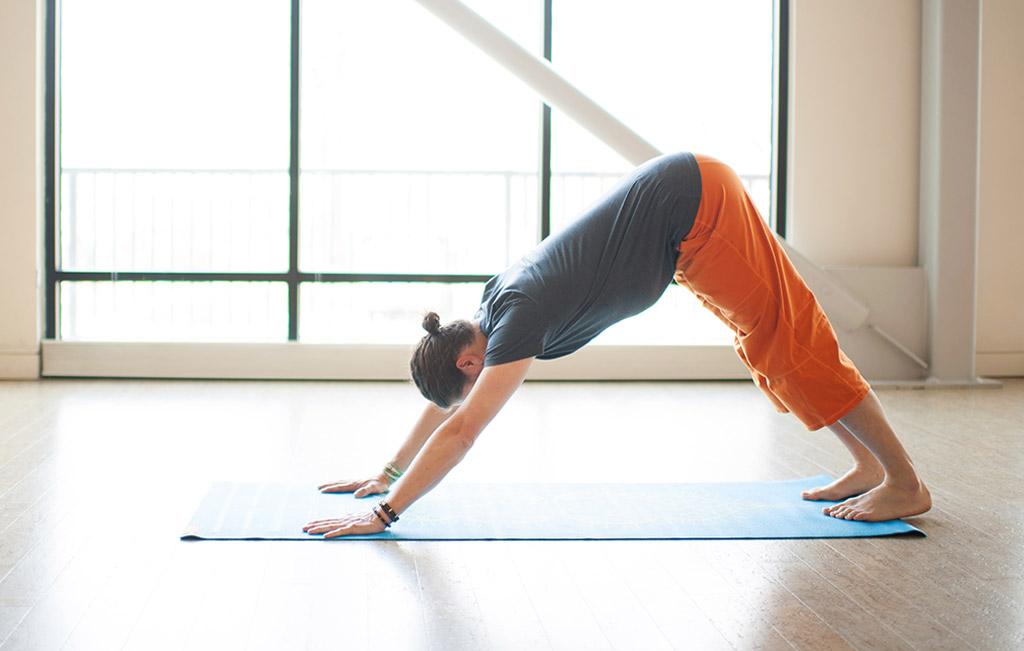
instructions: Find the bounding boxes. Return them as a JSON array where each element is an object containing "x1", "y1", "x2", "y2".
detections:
[{"x1": 422, "y1": 311, "x2": 442, "y2": 335}]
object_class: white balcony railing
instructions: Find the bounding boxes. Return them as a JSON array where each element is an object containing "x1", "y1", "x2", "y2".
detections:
[
  {"x1": 60, "y1": 167, "x2": 770, "y2": 275},
  {"x1": 56, "y1": 167, "x2": 768, "y2": 344}
]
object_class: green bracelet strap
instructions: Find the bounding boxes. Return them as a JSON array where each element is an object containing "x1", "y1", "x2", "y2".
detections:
[{"x1": 382, "y1": 462, "x2": 404, "y2": 483}]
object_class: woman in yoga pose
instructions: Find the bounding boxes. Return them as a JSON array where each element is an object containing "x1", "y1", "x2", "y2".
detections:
[{"x1": 304, "y1": 153, "x2": 931, "y2": 538}]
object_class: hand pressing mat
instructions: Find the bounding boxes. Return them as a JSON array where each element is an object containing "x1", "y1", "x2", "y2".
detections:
[{"x1": 181, "y1": 475, "x2": 924, "y2": 541}]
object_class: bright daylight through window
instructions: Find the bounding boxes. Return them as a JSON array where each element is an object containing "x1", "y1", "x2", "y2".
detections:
[{"x1": 54, "y1": 0, "x2": 775, "y2": 348}]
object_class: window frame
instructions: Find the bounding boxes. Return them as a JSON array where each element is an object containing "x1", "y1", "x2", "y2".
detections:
[{"x1": 43, "y1": 0, "x2": 789, "y2": 347}]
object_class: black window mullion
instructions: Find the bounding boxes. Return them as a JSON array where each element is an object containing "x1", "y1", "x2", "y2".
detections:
[
  {"x1": 287, "y1": 0, "x2": 302, "y2": 341},
  {"x1": 773, "y1": 0, "x2": 790, "y2": 238},
  {"x1": 44, "y1": 0, "x2": 58, "y2": 339},
  {"x1": 539, "y1": 0, "x2": 553, "y2": 241}
]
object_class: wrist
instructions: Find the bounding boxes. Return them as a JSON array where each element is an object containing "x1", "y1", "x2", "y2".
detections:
[
  {"x1": 382, "y1": 461, "x2": 404, "y2": 484},
  {"x1": 371, "y1": 505, "x2": 391, "y2": 528},
  {"x1": 376, "y1": 500, "x2": 400, "y2": 527}
]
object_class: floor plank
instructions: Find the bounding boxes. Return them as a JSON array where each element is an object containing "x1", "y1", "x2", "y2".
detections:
[
  {"x1": 459, "y1": 542, "x2": 551, "y2": 651},
  {"x1": 603, "y1": 541, "x2": 733, "y2": 651},
  {"x1": 506, "y1": 542, "x2": 614, "y2": 651}
]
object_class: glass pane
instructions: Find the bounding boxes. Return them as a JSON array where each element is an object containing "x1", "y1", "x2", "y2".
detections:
[
  {"x1": 550, "y1": 0, "x2": 773, "y2": 346},
  {"x1": 59, "y1": 0, "x2": 290, "y2": 273},
  {"x1": 300, "y1": 282, "x2": 484, "y2": 344},
  {"x1": 299, "y1": 171, "x2": 537, "y2": 275},
  {"x1": 60, "y1": 282, "x2": 288, "y2": 342},
  {"x1": 299, "y1": 0, "x2": 542, "y2": 275},
  {"x1": 551, "y1": 0, "x2": 773, "y2": 192}
]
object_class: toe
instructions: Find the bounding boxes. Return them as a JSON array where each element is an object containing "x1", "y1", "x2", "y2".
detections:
[{"x1": 831, "y1": 505, "x2": 854, "y2": 520}]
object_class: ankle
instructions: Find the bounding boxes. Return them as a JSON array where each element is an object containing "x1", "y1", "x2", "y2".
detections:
[
  {"x1": 851, "y1": 461, "x2": 884, "y2": 477},
  {"x1": 881, "y1": 474, "x2": 926, "y2": 493}
]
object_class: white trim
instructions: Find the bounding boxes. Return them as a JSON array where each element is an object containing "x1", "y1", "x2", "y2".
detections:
[
  {"x1": 41, "y1": 341, "x2": 749, "y2": 381},
  {"x1": 0, "y1": 352, "x2": 40, "y2": 379},
  {"x1": 975, "y1": 352, "x2": 1024, "y2": 378}
]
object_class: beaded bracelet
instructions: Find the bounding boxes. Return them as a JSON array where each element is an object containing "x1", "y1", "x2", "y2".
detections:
[
  {"x1": 371, "y1": 506, "x2": 391, "y2": 528},
  {"x1": 382, "y1": 462, "x2": 404, "y2": 483},
  {"x1": 378, "y1": 501, "x2": 400, "y2": 524}
]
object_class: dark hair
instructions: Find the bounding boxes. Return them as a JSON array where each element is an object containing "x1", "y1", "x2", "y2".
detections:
[{"x1": 410, "y1": 312, "x2": 478, "y2": 408}]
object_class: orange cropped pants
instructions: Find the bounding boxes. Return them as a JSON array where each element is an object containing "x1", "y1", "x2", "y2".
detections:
[{"x1": 674, "y1": 155, "x2": 870, "y2": 431}]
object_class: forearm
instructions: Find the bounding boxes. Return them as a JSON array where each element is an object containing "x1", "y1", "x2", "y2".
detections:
[
  {"x1": 382, "y1": 413, "x2": 477, "y2": 515},
  {"x1": 385, "y1": 402, "x2": 457, "y2": 476}
]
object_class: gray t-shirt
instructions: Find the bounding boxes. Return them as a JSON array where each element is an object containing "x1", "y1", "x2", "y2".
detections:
[{"x1": 476, "y1": 152, "x2": 702, "y2": 366}]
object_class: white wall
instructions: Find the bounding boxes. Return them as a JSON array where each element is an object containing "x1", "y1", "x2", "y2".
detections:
[
  {"x1": 0, "y1": 0, "x2": 42, "y2": 379},
  {"x1": 1, "y1": 1, "x2": 1022, "y2": 379},
  {"x1": 789, "y1": 0, "x2": 1023, "y2": 377},
  {"x1": 977, "y1": 0, "x2": 1024, "y2": 376},
  {"x1": 789, "y1": 0, "x2": 922, "y2": 268}
]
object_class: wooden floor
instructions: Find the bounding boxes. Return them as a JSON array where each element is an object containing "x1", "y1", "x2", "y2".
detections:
[{"x1": 0, "y1": 377, "x2": 1021, "y2": 650}]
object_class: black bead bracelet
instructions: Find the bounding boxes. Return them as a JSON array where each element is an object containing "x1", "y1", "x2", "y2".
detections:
[
  {"x1": 371, "y1": 506, "x2": 391, "y2": 528},
  {"x1": 379, "y1": 501, "x2": 400, "y2": 523}
]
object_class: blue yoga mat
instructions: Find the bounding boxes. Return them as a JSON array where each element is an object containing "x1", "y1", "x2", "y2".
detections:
[{"x1": 181, "y1": 475, "x2": 923, "y2": 540}]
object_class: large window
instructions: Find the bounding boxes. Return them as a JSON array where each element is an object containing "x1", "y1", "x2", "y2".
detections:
[
  {"x1": 55, "y1": 0, "x2": 291, "y2": 341},
  {"x1": 48, "y1": 0, "x2": 783, "y2": 350}
]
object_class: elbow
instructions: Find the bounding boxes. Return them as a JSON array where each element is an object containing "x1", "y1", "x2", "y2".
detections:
[
  {"x1": 450, "y1": 430, "x2": 478, "y2": 454},
  {"x1": 437, "y1": 411, "x2": 484, "y2": 456},
  {"x1": 441, "y1": 422, "x2": 480, "y2": 454}
]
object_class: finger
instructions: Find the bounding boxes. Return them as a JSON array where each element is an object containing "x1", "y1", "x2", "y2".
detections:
[
  {"x1": 319, "y1": 482, "x2": 359, "y2": 493},
  {"x1": 324, "y1": 523, "x2": 380, "y2": 539},
  {"x1": 306, "y1": 522, "x2": 350, "y2": 535},
  {"x1": 306, "y1": 511, "x2": 384, "y2": 538},
  {"x1": 304, "y1": 518, "x2": 344, "y2": 527},
  {"x1": 303, "y1": 519, "x2": 348, "y2": 532}
]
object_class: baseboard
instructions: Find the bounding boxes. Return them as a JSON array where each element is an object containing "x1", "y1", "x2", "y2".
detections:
[
  {"x1": 0, "y1": 352, "x2": 40, "y2": 379},
  {"x1": 41, "y1": 341, "x2": 1024, "y2": 382},
  {"x1": 975, "y1": 352, "x2": 1024, "y2": 378},
  {"x1": 41, "y1": 340, "x2": 750, "y2": 381},
  {"x1": 873, "y1": 377, "x2": 1002, "y2": 390},
  {"x1": 42, "y1": 341, "x2": 412, "y2": 380}
]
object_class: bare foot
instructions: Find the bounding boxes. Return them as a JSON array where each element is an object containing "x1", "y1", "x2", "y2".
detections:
[
  {"x1": 822, "y1": 481, "x2": 932, "y2": 522},
  {"x1": 802, "y1": 465, "x2": 885, "y2": 502}
]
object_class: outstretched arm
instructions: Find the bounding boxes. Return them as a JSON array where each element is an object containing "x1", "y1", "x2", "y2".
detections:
[
  {"x1": 317, "y1": 401, "x2": 458, "y2": 498},
  {"x1": 305, "y1": 357, "x2": 534, "y2": 538}
]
